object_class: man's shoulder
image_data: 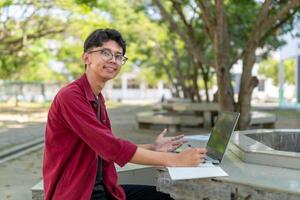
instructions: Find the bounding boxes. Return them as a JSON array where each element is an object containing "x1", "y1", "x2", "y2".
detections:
[{"x1": 57, "y1": 79, "x2": 84, "y2": 100}]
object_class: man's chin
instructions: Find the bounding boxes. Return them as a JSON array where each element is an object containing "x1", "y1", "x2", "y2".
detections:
[{"x1": 103, "y1": 74, "x2": 117, "y2": 81}]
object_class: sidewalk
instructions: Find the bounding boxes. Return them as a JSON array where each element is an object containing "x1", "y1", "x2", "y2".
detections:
[
  {"x1": 0, "y1": 109, "x2": 46, "y2": 200},
  {"x1": 0, "y1": 123, "x2": 45, "y2": 152}
]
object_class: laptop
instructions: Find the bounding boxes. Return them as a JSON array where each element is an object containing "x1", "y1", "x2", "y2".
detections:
[
  {"x1": 167, "y1": 112, "x2": 240, "y2": 180},
  {"x1": 204, "y1": 111, "x2": 240, "y2": 165}
]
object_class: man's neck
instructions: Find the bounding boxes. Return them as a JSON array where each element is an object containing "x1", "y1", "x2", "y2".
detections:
[{"x1": 86, "y1": 72, "x2": 106, "y2": 96}]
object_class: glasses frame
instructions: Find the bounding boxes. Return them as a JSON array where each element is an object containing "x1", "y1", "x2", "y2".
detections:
[{"x1": 87, "y1": 48, "x2": 128, "y2": 65}]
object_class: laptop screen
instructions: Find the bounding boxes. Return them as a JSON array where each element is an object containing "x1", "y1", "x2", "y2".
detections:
[{"x1": 206, "y1": 112, "x2": 240, "y2": 162}]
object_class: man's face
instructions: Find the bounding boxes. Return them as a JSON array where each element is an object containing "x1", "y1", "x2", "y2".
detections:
[{"x1": 83, "y1": 40, "x2": 124, "y2": 81}]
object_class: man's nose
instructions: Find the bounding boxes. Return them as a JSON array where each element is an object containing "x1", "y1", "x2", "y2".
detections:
[{"x1": 109, "y1": 55, "x2": 118, "y2": 64}]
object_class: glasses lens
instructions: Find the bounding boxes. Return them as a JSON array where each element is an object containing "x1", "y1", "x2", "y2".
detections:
[
  {"x1": 100, "y1": 50, "x2": 113, "y2": 60},
  {"x1": 121, "y1": 57, "x2": 128, "y2": 65},
  {"x1": 95, "y1": 49, "x2": 127, "y2": 65}
]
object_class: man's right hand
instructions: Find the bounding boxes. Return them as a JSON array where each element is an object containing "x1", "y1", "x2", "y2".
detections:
[
  {"x1": 130, "y1": 146, "x2": 207, "y2": 167},
  {"x1": 173, "y1": 147, "x2": 207, "y2": 167}
]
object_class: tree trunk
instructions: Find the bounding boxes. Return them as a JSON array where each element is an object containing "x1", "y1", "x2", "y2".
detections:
[
  {"x1": 238, "y1": 52, "x2": 259, "y2": 129},
  {"x1": 214, "y1": 0, "x2": 235, "y2": 111},
  {"x1": 174, "y1": 60, "x2": 189, "y2": 99}
]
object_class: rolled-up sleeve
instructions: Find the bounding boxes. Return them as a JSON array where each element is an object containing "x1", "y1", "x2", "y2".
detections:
[{"x1": 58, "y1": 88, "x2": 137, "y2": 166}]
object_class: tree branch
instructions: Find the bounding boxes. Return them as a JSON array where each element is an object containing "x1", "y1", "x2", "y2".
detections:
[
  {"x1": 152, "y1": 0, "x2": 215, "y2": 68},
  {"x1": 255, "y1": 0, "x2": 273, "y2": 32},
  {"x1": 244, "y1": 0, "x2": 273, "y2": 53},
  {"x1": 2, "y1": 28, "x2": 65, "y2": 46},
  {"x1": 259, "y1": 7, "x2": 299, "y2": 47},
  {"x1": 260, "y1": 0, "x2": 300, "y2": 36},
  {"x1": 170, "y1": 0, "x2": 190, "y2": 28},
  {"x1": 196, "y1": 0, "x2": 216, "y2": 40}
]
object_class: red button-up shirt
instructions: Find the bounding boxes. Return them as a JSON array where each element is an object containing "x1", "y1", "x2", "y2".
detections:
[{"x1": 43, "y1": 74, "x2": 137, "y2": 200}]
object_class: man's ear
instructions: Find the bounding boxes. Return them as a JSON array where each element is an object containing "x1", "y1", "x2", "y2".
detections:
[{"x1": 82, "y1": 52, "x2": 90, "y2": 66}]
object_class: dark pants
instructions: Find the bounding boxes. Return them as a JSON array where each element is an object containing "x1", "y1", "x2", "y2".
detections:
[
  {"x1": 90, "y1": 185, "x2": 174, "y2": 200},
  {"x1": 122, "y1": 185, "x2": 174, "y2": 200}
]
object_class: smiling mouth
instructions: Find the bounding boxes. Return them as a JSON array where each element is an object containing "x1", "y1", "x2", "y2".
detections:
[{"x1": 103, "y1": 66, "x2": 117, "y2": 72}]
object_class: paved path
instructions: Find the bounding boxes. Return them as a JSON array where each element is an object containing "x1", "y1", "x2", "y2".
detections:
[
  {"x1": 0, "y1": 148, "x2": 43, "y2": 200},
  {"x1": 0, "y1": 123, "x2": 45, "y2": 152}
]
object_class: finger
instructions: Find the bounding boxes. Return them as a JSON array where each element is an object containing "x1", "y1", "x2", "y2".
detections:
[
  {"x1": 196, "y1": 147, "x2": 207, "y2": 154},
  {"x1": 171, "y1": 138, "x2": 185, "y2": 143},
  {"x1": 171, "y1": 134, "x2": 184, "y2": 141},
  {"x1": 159, "y1": 128, "x2": 167, "y2": 138},
  {"x1": 198, "y1": 159, "x2": 205, "y2": 165}
]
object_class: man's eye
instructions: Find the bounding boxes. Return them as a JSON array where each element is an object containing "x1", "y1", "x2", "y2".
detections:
[
  {"x1": 102, "y1": 51, "x2": 111, "y2": 57},
  {"x1": 115, "y1": 55, "x2": 123, "y2": 61}
]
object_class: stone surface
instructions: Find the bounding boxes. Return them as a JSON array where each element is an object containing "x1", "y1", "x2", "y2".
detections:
[
  {"x1": 231, "y1": 129, "x2": 300, "y2": 170},
  {"x1": 157, "y1": 171, "x2": 300, "y2": 200},
  {"x1": 246, "y1": 130, "x2": 300, "y2": 152}
]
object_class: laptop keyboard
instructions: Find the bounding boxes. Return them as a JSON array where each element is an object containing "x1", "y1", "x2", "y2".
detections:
[{"x1": 204, "y1": 155, "x2": 220, "y2": 164}]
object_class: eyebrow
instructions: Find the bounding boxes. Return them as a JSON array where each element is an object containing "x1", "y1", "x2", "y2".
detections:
[{"x1": 101, "y1": 48, "x2": 123, "y2": 55}]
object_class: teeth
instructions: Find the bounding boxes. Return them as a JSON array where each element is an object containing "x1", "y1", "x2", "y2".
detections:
[{"x1": 104, "y1": 67, "x2": 115, "y2": 72}]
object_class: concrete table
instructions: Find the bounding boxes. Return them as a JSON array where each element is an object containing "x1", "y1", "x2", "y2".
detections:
[
  {"x1": 171, "y1": 102, "x2": 219, "y2": 129},
  {"x1": 157, "y1": 139, "x2": 300, "y2": 200}
]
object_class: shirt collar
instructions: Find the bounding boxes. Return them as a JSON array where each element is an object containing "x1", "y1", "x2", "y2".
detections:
[{"x1": 79, "y1": 73, "x2": 96, "y2": 102}]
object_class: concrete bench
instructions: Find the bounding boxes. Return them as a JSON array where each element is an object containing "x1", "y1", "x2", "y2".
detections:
[
  {"x1": 152, "y1": 98, "x2": 191, "y2": 111},
  {"x1": 32, "y1": 164, "x2": 156, "y2": 200},
  {"x1": 136, "y1": 111, "x2": 203, "y2": 132},
  {"x1": 153, "y1": 102, "x2": 220, "y2": 129},
  {"x1": 137, "y1": 110, "x2": 276, "y2": 132},
  {"x1": 250, "y1": 111, "x2": 277, "y2": 128}
]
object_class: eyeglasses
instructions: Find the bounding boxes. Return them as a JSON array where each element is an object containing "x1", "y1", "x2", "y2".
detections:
[{"x1": 87, "y1": 48, "x2": 128, "y2": 65}]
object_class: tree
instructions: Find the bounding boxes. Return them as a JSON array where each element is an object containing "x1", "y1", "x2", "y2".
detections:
[
  {"x1": 151, "y1": 0, "x2": 300, "y2": 129},
  {"x1": 0, "y1": 0, "x2": 111, "y2": 81},
  {"x1": 0, "y1": 0, "x2": 67, "y2": 78}
]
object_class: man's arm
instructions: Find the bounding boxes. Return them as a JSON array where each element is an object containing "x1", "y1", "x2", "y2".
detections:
[
  {"x1": 138, "y1": 144, "x2": 155, "y2": 150},
  {"x1": 130, "y1": 147, "x2": 207, "y2": 167}
]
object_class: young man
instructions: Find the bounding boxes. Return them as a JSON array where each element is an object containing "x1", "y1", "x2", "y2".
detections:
[{"x1": 43, "y1": 28, "x2": 207, "y2": 200}]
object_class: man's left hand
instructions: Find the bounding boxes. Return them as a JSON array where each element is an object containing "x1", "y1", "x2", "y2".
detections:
[{"x1": 153, "y1": 129, "x2": 185, "y2": 152}]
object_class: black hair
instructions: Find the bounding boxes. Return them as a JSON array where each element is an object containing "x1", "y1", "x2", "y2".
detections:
[{"x1": 83, "y1": 28, "x2": 126, "y2": 55}]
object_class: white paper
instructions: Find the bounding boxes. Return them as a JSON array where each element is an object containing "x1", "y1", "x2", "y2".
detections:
[{"x1": 167, "y1": 164, "x2": 228, "y2": 180}]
